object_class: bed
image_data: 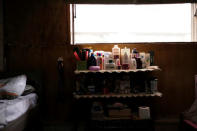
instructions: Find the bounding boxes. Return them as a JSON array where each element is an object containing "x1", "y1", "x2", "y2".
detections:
[
  {"x1": 0, "y1": 71, "x2": 43, "y2": 131},
  {"x1": 179, "y1": 75, "x2": 197, "y2": 131}
]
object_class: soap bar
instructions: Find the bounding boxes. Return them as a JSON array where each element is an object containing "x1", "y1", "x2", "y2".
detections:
[{"x1": 89, "y1": 66, "x2": 100, "y2": 71}]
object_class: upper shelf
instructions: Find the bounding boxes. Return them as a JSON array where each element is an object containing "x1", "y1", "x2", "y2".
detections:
[{"x1": 74, "y1": 66, "x2": 161, "y2": 74}]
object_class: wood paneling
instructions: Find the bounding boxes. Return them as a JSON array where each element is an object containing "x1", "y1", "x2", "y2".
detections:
[
  {"x1": 4, "y1": 0, "x2": 69, "y2": 47},
  {"x1": 0, "y1": 0, "x2": 4, "y2": 71},
  {"x1": 4, "y1": 0, "x2": 72, "y2": 121},
  {"x1": 4, "y1": 0, "x2": 197, "y2": 121}
]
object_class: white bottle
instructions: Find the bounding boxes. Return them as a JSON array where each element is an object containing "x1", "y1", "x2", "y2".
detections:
[
  {"x1": 112, "y1": 45, "x2": 120, "y2": 59},
  {"x1": 121, "y1": 47, "x2": 130, "y2": 69},
  {"x1": 103, "y1": 52, "x2": 112, "y2": 70},
  {"x1": 96, "y1": 53, "x2": 103, "y2": 70},
  {"x1": 130, "y1": 58, "x2": 137, "y2": 70},
  {"x1": 140, "y1": 52, "x2": 146, "y2": 68}
]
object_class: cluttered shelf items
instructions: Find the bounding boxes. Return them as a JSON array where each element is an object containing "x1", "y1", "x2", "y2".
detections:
[{"x1": 73, "y1": 45, "x2": 154, "y2": 71}]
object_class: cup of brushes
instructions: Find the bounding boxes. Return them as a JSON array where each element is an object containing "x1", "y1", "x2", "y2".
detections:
[
  {"x1": 73, "y1": 47, "x2": 100, "y2": 71},
  {"x1": 73, "y1": 47, "x2": 88, "y2": 70}
]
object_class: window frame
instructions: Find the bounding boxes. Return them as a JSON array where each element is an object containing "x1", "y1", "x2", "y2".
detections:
[{"x1": 70, "y1": 4, "x2": 196, "y2": 45}]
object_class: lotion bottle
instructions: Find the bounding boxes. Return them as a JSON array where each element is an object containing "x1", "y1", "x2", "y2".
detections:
[{"x1": 112, "y1": 45, "x2": 120, "y2": 59}]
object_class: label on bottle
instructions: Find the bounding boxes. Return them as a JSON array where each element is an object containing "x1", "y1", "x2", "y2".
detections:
[
  {"x1": 113, "y1": 48, "x2": 120, "y2": 59},
  {"x1": 130, "y1": 58, "x2": 137, "y2": 69},
  {"x1": 114, "y1": 55, "x2": 119, "y2": 59}
]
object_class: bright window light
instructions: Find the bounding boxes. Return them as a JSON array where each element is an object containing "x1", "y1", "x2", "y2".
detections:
[{"x1": 72, "y1": 4, "x2": 191, "y2": 44}]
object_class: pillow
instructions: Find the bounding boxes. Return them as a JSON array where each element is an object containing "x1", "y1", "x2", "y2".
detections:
[
  {"x1": 22, "y1": 84, "x2": 35, "y2": 96},
  {"x1": 0, "y1": 75, "x2": 27, "y2": 99}
]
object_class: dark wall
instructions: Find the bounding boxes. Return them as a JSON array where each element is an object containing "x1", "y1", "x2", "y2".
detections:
[
  {"x1": 4, "y1": 0, "x2": 74, "y2": 121},
  {"x1": 4, "y1": 0, "x2": 70, "y2": 46},
  {"x1": 0, "y1": 0, "x2": 4, "y2": 71},
  {"x1": 4, "y1": 0, "x2": 197, "y2": 121}
]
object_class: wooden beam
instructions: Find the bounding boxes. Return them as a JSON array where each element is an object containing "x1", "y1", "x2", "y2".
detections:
[{"x1": 65, "y1": 0, "x2": 196, "y2": 4}]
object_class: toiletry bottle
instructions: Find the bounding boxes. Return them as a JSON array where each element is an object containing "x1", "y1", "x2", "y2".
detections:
[
  {"x1": 132, "y1": 48, "x2": 140, "y2": 58},
  {"x1": 115, "y1": 59, "x2": 121, "y2": 69},
  {"x1": 96, "y1": 53, "x2": 103, "y2": 70},
  {"x1": 145, "y1": 53, "x2": 150, "y2": 67},
  {"x1": 102, "y1": 54, "x2": 105, "y2": 70},
  {"x1": 112, "y1": 45, "x2": 120, "y2": 59},
  {"x1": 149, "y1": 51, "x2": 154, "y2": 66},
  {"x1": 135, "y1": 57, "x2": 142, "y2": 69},
  {"x1": 87, "y1": 53, "x2": 96, "y2": 68},
  {"x1": 122, "y1": 52, "x2": 129, "y2": 69},
  {"x1": 130, "y1": 56, "x2": 137, "y2": 70},
  {"x1": 139, "y1": 52, "x2": 146, "y2": 68},
  {"x1": 121, "y1": 47, "x2": 130, "y2": 70}
]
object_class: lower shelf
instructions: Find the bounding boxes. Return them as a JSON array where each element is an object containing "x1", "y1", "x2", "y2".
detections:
[
  {"x1": 73, "y1": 92, "x2": 162, "y2": 99},
  {"x1": 87, "y1": 118, "x2": 155, "y2": 131}
]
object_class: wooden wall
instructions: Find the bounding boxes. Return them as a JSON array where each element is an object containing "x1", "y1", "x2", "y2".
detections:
[
  {"x1": 4, "y1": 0, "x2": 74, "y2": 121},
  {"x1": 4, "y1": 0, "x2": 197, "y2": 121},
  {"x1": 0, "y1": 0, "x2": 4, "y2": 71}
]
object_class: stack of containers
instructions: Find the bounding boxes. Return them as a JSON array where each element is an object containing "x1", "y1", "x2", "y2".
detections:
[{"x1": 78, "y1": 45, "x2": 153, "y2": 71}]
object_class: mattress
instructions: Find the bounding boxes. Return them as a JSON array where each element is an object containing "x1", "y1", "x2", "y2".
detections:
[{"x1": 0, "y1": 93, "x2": 38, "y2": 128}]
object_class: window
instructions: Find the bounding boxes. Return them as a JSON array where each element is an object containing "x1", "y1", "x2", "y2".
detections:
[{"x1": 70, "y1": 4, "x2": 195, "y2": 44}]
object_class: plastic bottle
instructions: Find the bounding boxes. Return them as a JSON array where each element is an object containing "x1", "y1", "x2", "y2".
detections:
[
  {"x1": 145, "y1": 53, "x2": 150, "y2": 67},
  {"x1": 131, "y1": 48, "x2": 139, "y2": 58},
  {"x1": 102, "y1": 55, "x2": 105, "y2": 70},
  {"x1": 115, "y1": 59, "x2": 121, "y2": 69},
  {"x1": 96, "y1": 53, "x2": 103, "y2": 70},
  {"x1": 112, "y1": 45, "x2": 120, "y2": 59},
  {"x1": 149, "y1": 51, "x2": 154, "y2": 66},
  {"x1": 130, "y1": 57, "x2": 137, "y2": 70},
  {"x1": 103, "y1": 52, "x2": 112, "y2": 70},
  {"x1": 139, "y1": 52, "x2": 146, "y2": 68},
  {"x1": 121, "y1": 47, "x2": 130, "y2": 70},
  {"x1": 87, "y1": 53, "x2": 96, "y2": 67}
]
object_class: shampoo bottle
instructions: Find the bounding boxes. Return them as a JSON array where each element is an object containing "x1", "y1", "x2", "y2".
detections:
[
  {"x1": 112, "y1": 45, "x2": 120, "y2": 59},
  {"x1": 121, "y1": 47, "x2": 130, "y2": 70}
]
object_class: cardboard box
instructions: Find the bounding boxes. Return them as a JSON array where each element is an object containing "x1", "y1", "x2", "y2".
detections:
[{"x1": 108, "y1": 108, "x2": 131, "y2": 117}]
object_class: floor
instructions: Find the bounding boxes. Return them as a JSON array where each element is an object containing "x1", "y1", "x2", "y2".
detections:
[
  {"x1": 41, "y1": 118, "x2": 180, "y2": 131},
  {"x1": 155, "y1": 118, "x2": 179, "y2": 131}
]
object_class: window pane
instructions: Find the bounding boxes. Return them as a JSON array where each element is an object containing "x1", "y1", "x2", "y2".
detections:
[{"x1": 74, "y1": 4, "x2": 191, "y2": 44}]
